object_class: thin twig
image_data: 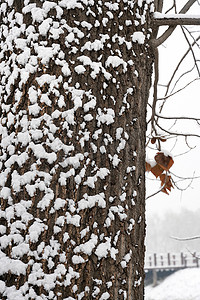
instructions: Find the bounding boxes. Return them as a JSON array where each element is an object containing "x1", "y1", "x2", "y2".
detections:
[
  {"x1": 170, "y1": 65, "x2": 196, "y2": 95},
  {"x1": 181, "y1": 26, "x2": 200, "y2": 77},
  {"x1": 165, "y1": 2, "x2": 175, "y2": 14},
  {"x1": 146, "y1": 172, "x2": 169, "y2": 200},
  {"x1": 157, "y1": 78, "x2": 200, "y2": 101},
  {"x1": 151, "y1": 48, "x2": 159, "y2": 135},
  {"x1": 173, "y1": 148, "x2": 195, "y2": 158},
  {"x1": 171, "y1": 173, "x2": 200, "y2": 180},
  {"x1": 184, "y1": 27, "x2": 200, "y2": 49},
  {"x1": 155, "y1": 122, "x2": 200, "y2": 139},
  {"x1": 163, "y1": 35, "x2": 200, "y2": 99},
  {"x1": 145, "y1": 184, "x2": 165, "y2": 200}
]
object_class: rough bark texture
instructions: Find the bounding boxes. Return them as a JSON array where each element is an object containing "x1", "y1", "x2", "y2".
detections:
[{"x1": 0, "y1": 0, "x2": 154, "y2": 299}]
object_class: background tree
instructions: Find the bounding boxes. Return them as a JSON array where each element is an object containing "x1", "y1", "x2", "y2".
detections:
[{"x1": 0, "y1": 0, "x2": 199, "y2": 299}]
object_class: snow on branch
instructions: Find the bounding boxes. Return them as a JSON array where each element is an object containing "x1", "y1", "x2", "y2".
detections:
[
  {"x1": 151, "y1": 0, "x2": 200, "y2": 47},
  {"x1": 155, "y1": 12, "x2": 200, "y2": 19},
  {"x1": 154, "y1": 12, "x2": 200, "y2": 26}
]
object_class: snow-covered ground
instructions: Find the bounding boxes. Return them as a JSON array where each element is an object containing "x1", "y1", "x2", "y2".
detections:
[{"x1": 145, "y1": 268, "x2": 200, "y2": 300}]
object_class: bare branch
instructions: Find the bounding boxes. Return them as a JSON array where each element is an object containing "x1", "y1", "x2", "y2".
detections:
[
  {"x1": 170, "y1": 171, "x2": 200, "y2": 180},
  {"x1": 155, "y1": 114, "x2": 200, "y2": 121},
  {"x1": 150, "y1": 26, "x2": 176, "y2": 48},
  {"x1": 146, "y1": 172, "x2": 170, "y2": 200},
  {"x1": 170, "y1": 136, "x2": 178, "y2": 152},
  {"x1": 165, "y1": 2, "x2": 176, "y2": 14},
  {"x1": 145, "y1": 182, "x2": 165, "y2": 200},
  {"x1": 163, "y1": 35, "x2": 200, "y2": 97},
  {"x1": 154, "y1": 16, "x2": 200, "y2": 27},
  {"x1": 181, "y1": 0, "x2": 198, "y2": 14},
  {"x1": 182, "y1": 27, "x2": 200, "y2": 49},
  {"x1": 151, "y1": 0, "x2": 198, "y2": 47},
  {"x1": 185, "y1": 136, "x2": 196, "y2": 150},
  {"x1": 155, "y1": 122, "x2": 200, "y2": 139},
  {"x1": 154, "y1": 0, "x2": 163, "y2": 13},
  {"x1": 181, "y1": 26, "x2": 200, "y2": 77},
  {"x1": 157, "y1": 78, "x2": 200, "y2": 101},
  {"x1": 151, "y1": 48, "x2": 159, "y2": 135},
  {"x1": 157, "y1": 0, "x2": 163, "y2": 13},
  {"x1": 173, "y1": 148, "x2": 194, "y2": 158},
  {"x1": 172, "y1": 176, "x2": 194, "y2": 191},
  {"x1": 170, "y1": 64, "x2": 196, "y2": 95}
]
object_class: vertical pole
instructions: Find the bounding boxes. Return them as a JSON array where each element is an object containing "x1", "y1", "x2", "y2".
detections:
[
  {"x1": 168, "y1": 253, "x2": 170, "y2": 266},
  {"x1": 194, "y1": 252, "x2": 199, "y2": 267},
  {"x1": 153, "y1": 269, "x2": 157, "y2": 287},
  {"x1": 185, "y1": 254, "x2": 187, "y2": 267},
  {"x1": 149, "y1": 255, "x2": 152, "y2": 267},
  {"x1": 161, "y1": 255, "x2": 163, "y2": 266},
  {"x1": 181, "y1": 252, "x2": 184, "y2": 266},
  {"x1": 154, "y1": 253, "x2": 157, "y2": 267},
  {"x1": 172, "y1": 254, "x2": 176, "y2": 266}
]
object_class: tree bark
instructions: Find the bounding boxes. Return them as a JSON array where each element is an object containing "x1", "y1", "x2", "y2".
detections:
[{"x1": 0, "y1": 0, "x2": 153, "y2": 299}]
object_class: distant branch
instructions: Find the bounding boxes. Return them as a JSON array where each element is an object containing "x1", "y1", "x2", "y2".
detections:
[{"x1": 171, "y1": 235, "x2": 200, "y2": 241}]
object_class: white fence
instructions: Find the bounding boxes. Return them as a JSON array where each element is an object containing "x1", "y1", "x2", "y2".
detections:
[{"x1": 145, "y1": 252, "x2": 200, "y2": 271}]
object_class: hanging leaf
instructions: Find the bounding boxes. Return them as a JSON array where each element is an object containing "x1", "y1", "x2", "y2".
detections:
[
  {"x1": 160, "y1": 138, "x2": 167, "y2": 142},
  {"x1": 151, "y1": 136, "x2": 167, "y2": 144},
  {"x1": 151, "y1": 137, "x2": 156, "y2": 144},
  {"x1": 160, "y1": 174, "x2": 174, "y2": 194},
  {"x1": 146, "y1": 162, "x2": 152, "y2": 172},
  {"x1": 151, "y1": 164, "x2": 164, "y2": 178},
  {"x1": 155, "y1": 152, "x2": 174, "y2": 171},
  {"x1": 161, "y1": 186, "x2": 169, "y2": 195},
  {"x1": 145, "y1": 152, "x2": 174, "y2": 195}
]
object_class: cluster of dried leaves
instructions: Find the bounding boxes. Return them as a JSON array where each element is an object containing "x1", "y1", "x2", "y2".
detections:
[{"x1": 146, "y1": 151, "x2": 174, "y2": 195}]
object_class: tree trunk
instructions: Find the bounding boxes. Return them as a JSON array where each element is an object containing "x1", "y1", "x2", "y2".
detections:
[{"x1": 0, "y1": 0, "x2": 153, "y2": 299}]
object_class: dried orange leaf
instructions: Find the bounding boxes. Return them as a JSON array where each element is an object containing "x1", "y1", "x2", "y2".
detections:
[
  {"x1": 160, "y1": 138, "x2": 167, "y2": 142},
  {"x1": 155, "y1": 152, "x2": 174, "y2": 171},
  {"x1": 161, "y1": 187, "x2": 169, "y2": 195},
  {"x1": 151, "y1": 164, "x2": 164, "y2": 178},
  {"x1": 146, "y1": 162, "x2": 152, "y2": 172},
  {"x1": 160, "y1": 174, "x2": 174, "y2": 194},
  {"x1": 151, "y1": 137, "x2": 156, "y2": 144}
]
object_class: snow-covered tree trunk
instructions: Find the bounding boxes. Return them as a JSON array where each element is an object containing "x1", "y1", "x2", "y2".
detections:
[{"x1": 0, "y1": 0, "x2": 153, "y2": 299}]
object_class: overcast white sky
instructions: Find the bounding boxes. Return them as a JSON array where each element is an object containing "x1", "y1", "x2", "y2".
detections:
[{"x1": 146, "y1": 0, "x2": 200, "y2": 218}]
